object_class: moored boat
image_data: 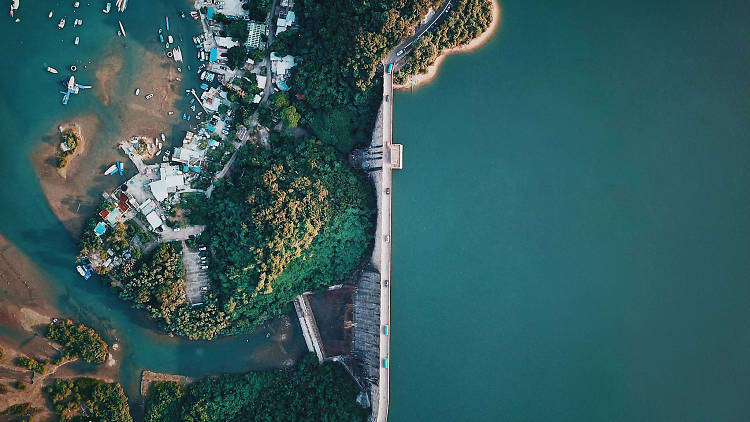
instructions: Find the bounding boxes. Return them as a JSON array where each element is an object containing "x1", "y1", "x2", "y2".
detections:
[
  {"x1": 103, "y1": 163, "x2": 118, "y2": 175},
  {"x1": 46, "y1": 66, "x2": 58, "y2": 74},
  {"x1": 49, "y1": 10, "x2": 53, "y2": 18},
  {"x1": 145, "y1": 93, "x2": 154, "y2": 99},
  {"x1": 103, "y1": 2, "x2": 111, "y2": 13},
  {"x1": 135, "y1": 88, "x2": 140, "y2": 95},
  {"x1": 58, "y1": 18, "x2": 66, "y2": 29},
  {"x1": 74, "y1": 36, "x2": 79, "y2": 45}
]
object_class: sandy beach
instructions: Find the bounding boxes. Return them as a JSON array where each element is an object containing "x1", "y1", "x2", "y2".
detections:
[{"x1": 394, "y1": 0, "x2": 501, "y2": 90}]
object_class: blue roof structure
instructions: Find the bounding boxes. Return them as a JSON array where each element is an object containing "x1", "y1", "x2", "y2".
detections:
[
  {"x1": 200, "y1": 83, "x2": 209, "y2": 90},
  {"x1": 192, "y1": 166, "x2": 202, "y2": 173},
  {"x1": 209, "y1": 48, "x2": 218, "y2": 62},
  {"x1": 206, "y1": 125, "x2": 216, "y2": 132},
  {"x1": 206, "y1": 8, "x2": 215, "y2": 19}
]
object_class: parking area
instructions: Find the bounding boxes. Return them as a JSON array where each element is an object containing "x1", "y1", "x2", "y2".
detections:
[{"x1": 182, "y1": 242, "x2": 210, "y2": 304}]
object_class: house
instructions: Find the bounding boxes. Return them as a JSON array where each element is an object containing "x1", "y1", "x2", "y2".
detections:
[
  {"x1": 145, "y1": 211, "x2": 163, "y2": 230},
  {"x1": 275, "y1": 10, "x2": 296, "y2": 35},
  {"x1": 149, "y1": 164, "x2": 186, "y2": 202},
  {"x1": 270, "y1": 53, "x2": 296, "y2": 80},
  {"x1": 215, "y1": 36, "x2": 238, "y2": 49}
]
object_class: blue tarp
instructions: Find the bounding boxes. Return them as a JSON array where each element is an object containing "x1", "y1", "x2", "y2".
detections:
[
  {"x1": 192, "y1": 166, "x2": 202, "y2": 173},
  {"x1": 209, "y1": 139, "x2": 219, "y2": 147},
  {"x1": 206, "y1": 8, "x2": 215, "y2": 19},
  {"x1": 183, "y1": 166, "x2": 190, "y2": 173},
  {"x1": 200, "y1": 83, "x2": 209, "y2": 90},
  {"x1": 206, "y1": 125, "x2": 216, "y2": 132},
  {"x1": 209, "y1": 48, "x2": 218, "y2": 62}
]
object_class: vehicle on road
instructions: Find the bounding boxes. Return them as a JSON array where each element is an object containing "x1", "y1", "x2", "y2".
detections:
[
  {"x1": 384, "y1": 279, "x2": 389, "y2": 287},
  {"x1": 396, "y1": 50, "x2": 403, "y2": 56},
  {"x1": 199, "y1": 246, "x2": 207, "y2": 251},
  {"x1": 200, "y1": 265, "x2": 208, "y2": 269},
  {"x1": 188, "y1": 234, "x2": 196, "y2": 239},
  {"x1": 387, "y1": 63, "x2": 393, "y2": 73},
  {"x1": 384, "y1": 325, "x2": 389, "y2": 335},
  {"x1": 385, "y1": 187, "x2": 390, "y2": 194},
  {"x1": 174, "y1": 227, "x2": 180, "y2": 232},
  {"x1": 383, "y1": 358, "x2": 388, "y2": 369}
]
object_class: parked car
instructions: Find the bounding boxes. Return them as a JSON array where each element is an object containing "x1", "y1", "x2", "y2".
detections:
[
  {"x1": 385, "y1": 188, "x2": 390, "y2": 194},
  {"x1": 199, "y1": 246, "x2": 207, "y2": 251},
  {"x1": 384, "y1": 279, "x2": 389, "y2": 287},
  {"x1": 200, "y1": 286, "x2": 208, "y2": 292},
  {"x1": 188, "y1": 234, "x2": 196, "y2": 239},
  {"x1": 174, "y1": 227, "x2": 181, "y2": 232},
  {"x1": 200, "y1": 265, "x2": 208, "y2": 269}
]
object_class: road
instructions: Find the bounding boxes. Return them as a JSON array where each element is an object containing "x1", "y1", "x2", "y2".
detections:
[
  {"x1": 385, "y1": 0, "x2": 453, "y2": 64},
  {"x1": 376, "y1": 70, "x2": 394, "y2": 422}
]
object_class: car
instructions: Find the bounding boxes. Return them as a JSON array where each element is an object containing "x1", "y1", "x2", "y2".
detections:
[
  {"x1": 174, "y1": 227, "x2": 181, "y2": 232},
  {"x1": 384, "y1": 279, "x2": 389, "y2": 287},
  {"x1": 199, "y1": 246, "x2": 207, "y2": 251},
  {"x1": 384, "y1": 234, "x2": 390, "y2": 243},
  {"x1": 188, "y1": 234, "x2": 196, "y2": 239},
  {"x1": 385, "y1": 188, "x2": 390, "y2": 194},
  {"x1": 200, "y1": 286, "x2": 208, "y2": 292},
  {"x1": 397, "y1": 50, "x2": 404, "y2": 56},
  {"x1": 200, "y1": 265, "x2": 208, "y2": 269},
  {"x1": 385, "y1": 95, "x2": 389, "y2": 102}
]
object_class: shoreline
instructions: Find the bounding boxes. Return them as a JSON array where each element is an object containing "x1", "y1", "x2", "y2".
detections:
[
  {"x1": 56, "y1": 122, "x2": 88, "y2": 179},
  {"x1": 394, "y1": 0, "x2": 501, "y2": 91}
]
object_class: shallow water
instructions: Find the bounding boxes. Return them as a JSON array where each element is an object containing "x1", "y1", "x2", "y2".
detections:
[
  {"x1": 390, "y1": 0, "x2": 750, "y2": 420},
  {"x1": 0, "y1": 0, "x2": 305, "y2": 398}
]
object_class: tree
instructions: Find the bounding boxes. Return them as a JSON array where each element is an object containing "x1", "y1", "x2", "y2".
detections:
[
  {"x1": 226, "y1": 46, "x2": 248, "y2": 70},
  {"x1": 218, "y1": 104, "x2": 229, "y2": 115},
  {"x1": 280, "y1": 106, "x2": 301, "y2": 128}
]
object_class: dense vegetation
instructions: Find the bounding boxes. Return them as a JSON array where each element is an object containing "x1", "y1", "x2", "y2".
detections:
[
  {"x1": 396, "y1": 0, "x2": 493, "y2": 83},
  {"x1": 46, "y1": 378, "x2": 132, "y2": 422},
  {"x1": 284, "y1": 0, "x2": 440, "y2": 150},
  {"x1": 108, "y1": 135, "x2": 374, "y2": 339},
  {"x1": 46, "y1": 319, "x2": 109, "y2": 364},
  {"x1": 14, "y1": 356, "x2": 48, "y2": 374},
  {"x1": 144, "y1": 354, "x2": 368, "y2": 422},
  {"x1": 55, "y1": 130, "x2": 80, "y2": 168},
  {"x1": 1, "y1": 402, "x2": 39, "y2": 419}
]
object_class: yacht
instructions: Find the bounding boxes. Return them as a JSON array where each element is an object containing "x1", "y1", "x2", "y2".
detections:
[
  {"x1": 46, "y1": 66, "x2": 59, "y2": 74},
  {"x1": 58, "y1": 18, "x2": 66, "y2": 29}
]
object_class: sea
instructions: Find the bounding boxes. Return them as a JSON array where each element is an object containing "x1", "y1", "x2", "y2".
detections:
[
  {"x1": 390, "y1": 0, "x2": 750, "y2": 420},
  {"x1": 1, "y1": 0, "x2": 750, "y2": 420}
]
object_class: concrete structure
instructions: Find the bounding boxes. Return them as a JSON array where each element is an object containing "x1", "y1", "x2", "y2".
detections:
[{"x1": 245, "y1": 21, "x2": 267, "y2": 49}]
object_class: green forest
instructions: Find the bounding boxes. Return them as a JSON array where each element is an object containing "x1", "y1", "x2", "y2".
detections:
[
  {"x1": 46, "y1": 378, "x2": 132, "y2": 422},
  {"x1": 106, "y1": 135, "x2": 374, "y2": 340},
  {"x1": 396, "y1": 0, "x2": 493, "y2": 83},
  {"x1": 46, "y1": 319, "x2": 109, "y2": 364},
  {"x1": 145, "y1": 354, "x2": 368, "y2": 422}
]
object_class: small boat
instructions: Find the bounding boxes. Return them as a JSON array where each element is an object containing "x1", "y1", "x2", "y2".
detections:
[
  {"x1": 103, "y1": 2, "x2": 111, "y2": 13},
  {"x1": 70, "y1": 65, "x2": 77, "y2": 71},
  {"x1": 168, "y1": 35, "x2": 174, "y2": 44},
  {"x1": 190, "y1": 11, "x2": 199, "y2": 19},
  {"x1": 134, "y1": 88, "x2": 140, "y2": 95},
  {"x1": 187, "y1": 115, "x2": 191, "y2": 121},
  {"x1": 165, "y1": 16, "x2": 169, "y2": 31},
  {"x1": 117, "y1": 161, "x2": 123, "y2": 176},
  {"x1": 159, "y1": 33, "x2": 164, "y2": 43},
  {"x1": 145, "y1": 93, "x2": 154, "y2": 99},
  {"x1": 49, "y1": 11, "x2": 54, "y2": 18},
  {"x1": 118, "y1": 20, "x2": 126, "y2": 37},
  {"x1": 9, "y1": 5, "x2": 13, "y2": 18},
  {"x1": 190, "y1": 105, "x2": 196, "y2": 111},
  {"x1": 167, "y1": 51, "x2": 173, "y2": 58},
  {"x1": 76, "y1": 265, "x2": 92, "y2": 280},
  {"x1": 160, "y1": 133, "x2": 166, "y2": 142},
  {"x1": 74, "y1": 36, "x2": 79, "y2": 45},
  {"x1": 46, "y1": 66, "x2": 59, "y2": 74},
  {"x1": 58, "y1": 18, "x2": 66, "y2": 29},
  {"x1": 103, "y1": 163, "x2": 118, "y2": 175},
  {"x1": 168, "y1": 111, "x2": 174, "y2": 115},
  {"x1": 166, "y1": 42, "x2": 170, "y2": 49},
  {"x1": 180, "y1": 11, "x2": 186, "y2": 19},
  {"x1": 74, "y1": 2, "x2": 80, "y2": 8}
]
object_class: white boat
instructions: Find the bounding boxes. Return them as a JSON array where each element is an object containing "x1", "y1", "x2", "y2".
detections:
[
  {"x1": 46, "y1": 66, "x2": 58, "y2": 74},
  {"x1": 74, "y1": 2, "x2": 80, "y2": 8},
  {"x1": 168, "y1": 35, "x2": 173, "y2": 44},
  {"x1": 49, "y1": 11, "x2": 53, "y2": 18},
  {"x1": 135, "y1": 88, "x2": 140, "y2": 95},
  {"x1": 145, "y1": 93, "x2": 153, "y2": 99},
  {"x1": 118, "y1": 20, "x2": 126, "y2": 37},
  {"x1": 103, "y1": 164, "x2": 118, "y2": 175},
  {"x1": 58, "y1": 18, "x2": 66, "y2": 29},
  {"x1": 103, "y1": 3, "x2": 111, "y2": 13},
  {"x1": 160, "y1": 133, "x2": 166, "y2": 142},
  {"x1": 74, "y1": 37, "x2": 79, "y2": 45}
]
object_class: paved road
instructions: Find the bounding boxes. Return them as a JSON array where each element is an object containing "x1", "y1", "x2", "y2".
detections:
[
  {"x1": 159, "y1": 224, "x2": 205, "y2": 242},
  {"x1": 375, "y1": 71, "x2": 394, "y2": 422},
  {"x1": 385, "y1": 0, "x2": 453, "y2": 64}
]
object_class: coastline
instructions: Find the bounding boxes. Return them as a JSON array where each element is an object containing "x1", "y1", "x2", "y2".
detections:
[
  {"x1": 394, "y1": 0, "x2": 501, "y2": 91},
  {"x1": 56, "y1": 122, "x2": 88, "y2": 179}
]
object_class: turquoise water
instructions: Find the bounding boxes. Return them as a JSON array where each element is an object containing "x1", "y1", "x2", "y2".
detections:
[
  {"x1": 391, "y1": 0, "x2": 750, "y2": 420},
  {"x1": 0, "y1": 0, "x2": 304, "y2": 399}
]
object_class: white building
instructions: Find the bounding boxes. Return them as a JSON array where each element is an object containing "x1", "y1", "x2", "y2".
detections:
[
  {"x1": 149, "y1": 164, "x2": 186, "y2": 202},
  {"x1": 275, "y1": 11, "x2": 296, "y2": 35},
  {"x1": 245, "y1": 21, "x2": 267, "y2": 49}
]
